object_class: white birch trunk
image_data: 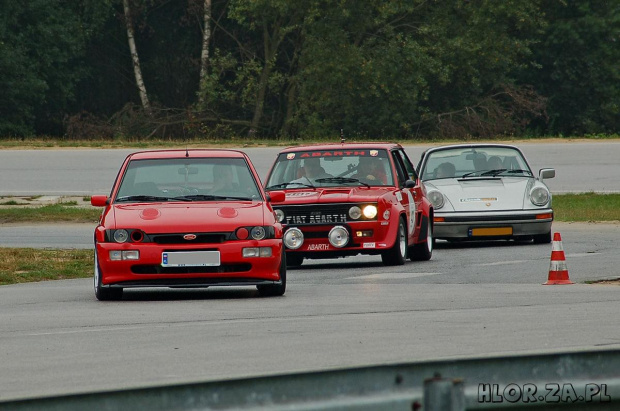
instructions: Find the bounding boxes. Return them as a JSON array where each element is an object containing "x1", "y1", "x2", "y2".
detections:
[
  {"x1": 123, "y1": 0, "x2": 150, "y2": 111},
  {"x1": 198, "y1": 0, "x2": 212, "y2": 105}
]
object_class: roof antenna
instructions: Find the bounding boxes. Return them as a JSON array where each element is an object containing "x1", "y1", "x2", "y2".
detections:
[{"x1": 340, "y1": 129, "x2": 345, "y2": 144}]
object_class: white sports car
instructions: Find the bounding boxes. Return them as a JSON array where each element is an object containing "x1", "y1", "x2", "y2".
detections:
[{"x1": 416, "y1": 144, "x2": 555, "y2": 243}]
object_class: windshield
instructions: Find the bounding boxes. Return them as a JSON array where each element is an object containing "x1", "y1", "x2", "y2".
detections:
[
  {"x1": 114, "y1": 157, "x2": 262, "y2": 202},
  {"x1": 419, "y1": 146, "x2": 532, "y2": 181},
  {"x1": 265, "y1": 149, "x2": 394, "y2": 189}
]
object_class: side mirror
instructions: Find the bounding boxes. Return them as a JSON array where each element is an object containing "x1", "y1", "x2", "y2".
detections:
[
  {"x1": 90, "y1": 195, "x2": 109, "y2": 207},
  {"x1": 267, "y1": 190, "x2": 286, "y2": 203},
  {"x1": 539, "y1": 168, "x2": 555, "y2": 181},
  {"x1": 404, "y1": 180, "x2": 416, "y2": 189}
]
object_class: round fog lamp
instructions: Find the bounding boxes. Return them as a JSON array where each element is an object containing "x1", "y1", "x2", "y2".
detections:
[
  {"x1": 328, "y1": 226, "x2": 349, "y2": 248},
  {"x1": 283, "y1": 228, "x2": 304, "y2": 250},
  {"x1": 113, "y1": 229, "x2": 129, "y2": 243}
]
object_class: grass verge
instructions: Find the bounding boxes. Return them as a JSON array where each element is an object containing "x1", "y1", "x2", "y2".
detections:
[
  {"x1": 0, "y1": 204, "x2": 102, "y2": 224},
  {"x1": 0, "y1": 248, "x2": 93, "y2": 285},
  {"x1": 552, "y1": 193, "x2": 620, "y2": 222}
]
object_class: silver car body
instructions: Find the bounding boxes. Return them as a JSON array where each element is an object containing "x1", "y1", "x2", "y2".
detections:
[{"x1": 417, "y1": 144, "x2": 555, "y2": 243}]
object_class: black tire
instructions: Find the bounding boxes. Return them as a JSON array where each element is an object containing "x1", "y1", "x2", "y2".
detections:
[
  {"x1": 409, "y1": 215, "x2": 433, "y2": 261},
  {"x1": 286, "y1": 252, "x2": 304, "y2": 267},
  {"x1": 381, "y1": 217, "x2": 407, "y2": 266},
  {"x1": 258, "y1": 252, "x2": 287, "y2": 297},
  {"x1": 533, "y1": 231, "x2": 552, "y2": 244},
  {"x1": 94, "y1": 250, "x2": 123, "y2": 301}
]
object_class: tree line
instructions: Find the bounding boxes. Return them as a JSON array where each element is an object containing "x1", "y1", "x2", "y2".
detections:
[{"x1": 1, "y1": 0, "x2": 618, "y2": 140}]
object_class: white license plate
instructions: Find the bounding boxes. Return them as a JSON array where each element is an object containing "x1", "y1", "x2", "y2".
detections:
[{"x1": 161, "y1": 251, "x2": 220, "y2": 267}]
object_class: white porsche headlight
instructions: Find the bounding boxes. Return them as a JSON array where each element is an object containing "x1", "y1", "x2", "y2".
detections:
[
  {"x1": 427, "y1": 190, "x2": 445, "y2": 209},
  {"x1": 530, "y1": 186, "x2": 550, "y2": 206}
]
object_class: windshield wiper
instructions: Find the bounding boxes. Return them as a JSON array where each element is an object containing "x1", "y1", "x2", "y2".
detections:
[
  {"x1": 315, "y1": 177, "x2": 370, "y2": 187},
  {"x1": 171, "y1": 194, "x2": 254, "y2": 201},
  {"x1": 266, "y1": 182, "x2": 315, "y2": 190},
  {"x1": 115, "y1": 195, "x2": 171, "y2": 202},
  {"x1": 506, "y1": 169, "x2": 533, "y2": 175},
  {"x1": 480, "y1": 168, "x2": 507, "y2": 177},
  {"x1": 460, "y1": 171, "x2": 479, "y2": 178}
]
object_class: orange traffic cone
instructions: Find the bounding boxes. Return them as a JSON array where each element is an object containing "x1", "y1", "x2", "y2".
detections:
[{"x1": 543, "y1": 232, "x2": 574, "y2": 285}]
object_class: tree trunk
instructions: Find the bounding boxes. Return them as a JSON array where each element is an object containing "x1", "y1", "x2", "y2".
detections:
[
  {"x1": 197, "y1": 0, "x2": 212, "y2": 105},
  {"x1": 122, "y1": 0, "x2": 150, "y2": 111},
  {"x1": 248, "y1": 22, "x2": 281, "y2": 137}
]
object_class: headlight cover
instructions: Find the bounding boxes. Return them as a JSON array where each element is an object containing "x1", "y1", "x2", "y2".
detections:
[
  {"x1": 283, "y1": 228, "x2": 304, "y2": 249},
  {"x1": 427, "y1": 190, "x2": 445, "y2": 209},
  {"x1": 530, "y1": 186, "x2": 550, "y2": 206},
  {"x1": 328, "y1": 226, "x2": 349, "y2": 248}
]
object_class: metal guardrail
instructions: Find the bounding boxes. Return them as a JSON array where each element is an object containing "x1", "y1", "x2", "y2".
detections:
[{"x1": 1, "y1": 349, "x2": 618, "y2": 410}]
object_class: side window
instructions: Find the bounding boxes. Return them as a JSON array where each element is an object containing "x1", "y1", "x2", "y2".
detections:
[
  {"x1": 395, "y1": 149, "x2": 418, "y2": 180},
  {"x1": 391, "y1": 151, "x2": 409, "y2": 187}
]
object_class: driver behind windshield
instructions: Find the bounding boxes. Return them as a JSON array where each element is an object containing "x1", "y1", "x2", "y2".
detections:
[{"x1": 291, "y1": 158, "x2": 332, "y2": 184}]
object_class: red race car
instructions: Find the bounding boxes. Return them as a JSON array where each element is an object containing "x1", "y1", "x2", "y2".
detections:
[
  {"x1": 264, "y1": 143, "x2": 434, "y2": 267},
  {"x1": 90, "y1": 149, "x2": 286, "y2": 300}
]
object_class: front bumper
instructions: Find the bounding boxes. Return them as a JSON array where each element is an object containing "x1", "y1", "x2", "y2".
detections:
[
  {"x1": 433, "y1": 209, "x2": 553, "y2": 239},
  {"x1": 283, "y1": 220, "x2": 397, "y2": 257},
  {"x1": 95, "y1": 239, "x2": 283, "y2": 287}
]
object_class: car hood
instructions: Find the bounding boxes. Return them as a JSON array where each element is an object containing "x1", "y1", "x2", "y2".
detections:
[
  {"x1": 106, "y1": 202, "x2": 267, "y2": 232},
  {"x1": 425, "y1": 177, "x2": 532, "y2": 211},
  {"x1": 281, "y1": 187, "x2": 392, "y2": 204}
]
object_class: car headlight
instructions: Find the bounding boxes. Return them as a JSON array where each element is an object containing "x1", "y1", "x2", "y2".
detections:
[
  {"x1": 113, "y1": 229, "x2": 129, "y2": 243},
  {"x1": 274, "y1": 209, "x2": 285, "y2": 223},
  {"x1": 349, "y1": 206, "x2": 362, "y2": 220},
  {"x1": 250, "y1": 226, "x2": 267, "y2": 240},
  {"x1": 530, "y1": 186, "x2": 550, "y2": 206},
  {"x1": 328, "y1": 226, "x2": 349, "y2": 248},
  {"x1": 362, "y1": 205, "x2": 377, "y2": 219},
  {"x1": 283, "y1": 228, "x2": 304, "y2": 249},
  {"x1": 427, "y1": 190, "x2": 445, "y2": 209}
]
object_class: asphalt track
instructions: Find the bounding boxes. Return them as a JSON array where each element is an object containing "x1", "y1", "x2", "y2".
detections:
[{"x1": 0, "y1": 143, "x2": 619, "y2": 401}]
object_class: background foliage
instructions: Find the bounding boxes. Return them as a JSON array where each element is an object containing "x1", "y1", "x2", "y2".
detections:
[{"x1": 1, "y1": 0, "x2": 618, "y2": 140}]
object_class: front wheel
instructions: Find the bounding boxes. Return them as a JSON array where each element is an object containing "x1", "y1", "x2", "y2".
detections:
[
  {"x1": 257, "y1": 252, "x2": 286, "y2": 297},
  {"x1": 286, "y1": 252, "x2": 304, "y2": 267},
  {"x1": 409, "y1": 215, "x2": 433, "y2": 261},
  {"x1": 381, "y1": 218, "x2": 407, "y2": 266},
  {"x1": 94, "y1": 250, "x2": 123, "y2": 301},
  {"x1": 533, "y1": 231, "x2": 552, "y2": 244}
]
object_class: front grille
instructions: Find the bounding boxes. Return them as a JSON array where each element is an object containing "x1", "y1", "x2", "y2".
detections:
[
  {"x1": 277, "y1": 203, "x2": 376, "y2": 225},
  {"x1": 150, "y1": 233, "x2": 230, "y2": 244},
  {"x1": 131, "y1": 263, "x2": 251, "y2": 274}
]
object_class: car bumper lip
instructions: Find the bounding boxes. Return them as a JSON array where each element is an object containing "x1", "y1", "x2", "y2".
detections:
[
  {"x1": 433, "y1": 209, "x2": 553, "y2": 238},
  {"x1": 95, "y1": 239, "x2": 282, "y2": 284}
]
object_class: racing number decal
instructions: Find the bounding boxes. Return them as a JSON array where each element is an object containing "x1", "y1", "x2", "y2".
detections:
[{"x1": 405, "y1": 190, "x2": 416, "y2": 233}]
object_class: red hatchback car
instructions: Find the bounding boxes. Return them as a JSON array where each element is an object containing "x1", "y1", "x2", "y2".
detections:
[
  {"x1": 264, "y1": 143, "x2": 434, "y2": 266},
  {"x1": 90, "y1": 149, "x2": 286, "y2": 300}
]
